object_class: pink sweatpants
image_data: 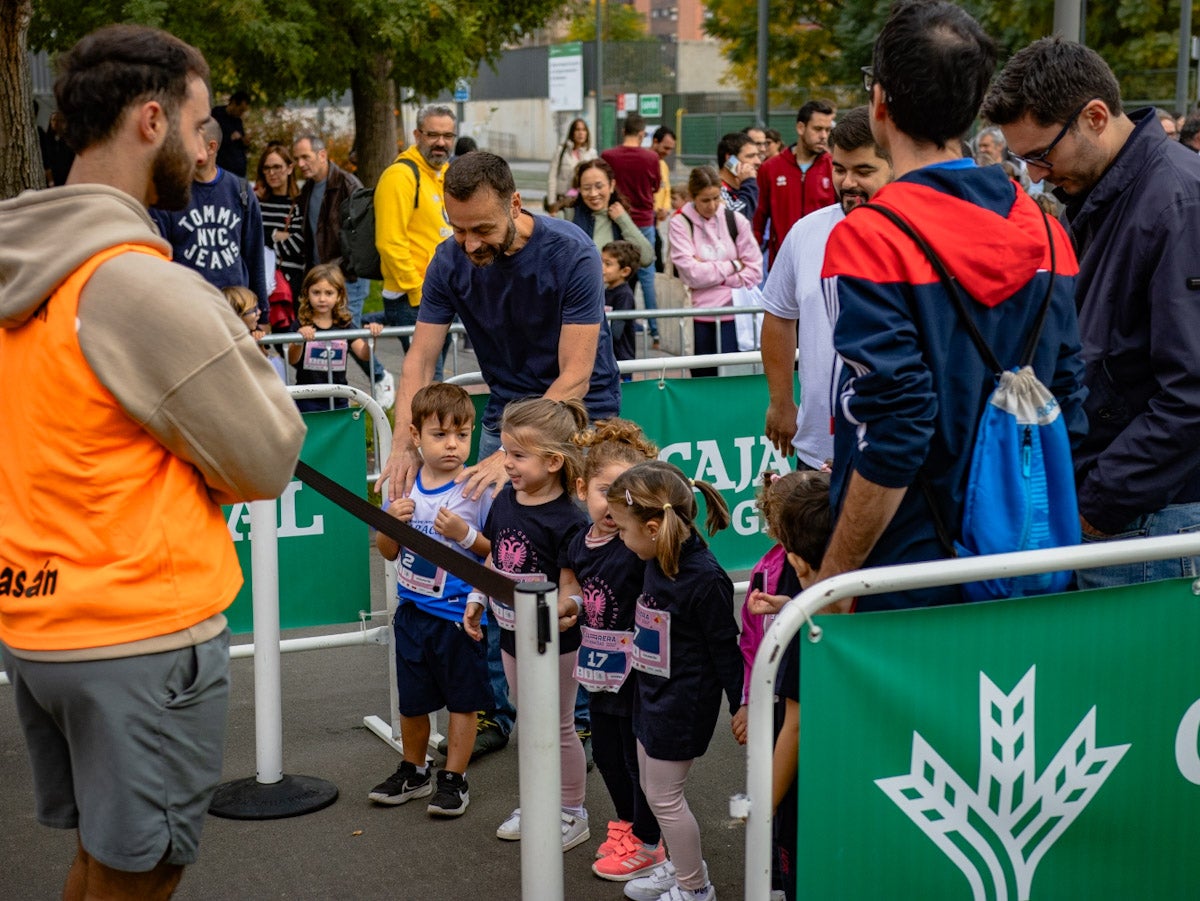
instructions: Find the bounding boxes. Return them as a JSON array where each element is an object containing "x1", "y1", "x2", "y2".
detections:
[
  {"x1": 501, "y1": 649, "x2": 587, "y2": 810},
  {"x1": 637, "y1": 743, "x2": 705, "y2": 890}
]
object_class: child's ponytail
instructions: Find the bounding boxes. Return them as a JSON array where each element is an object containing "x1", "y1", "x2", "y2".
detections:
[{"x1": 608, "y1": 460, "x2": 730, "y2": 579}]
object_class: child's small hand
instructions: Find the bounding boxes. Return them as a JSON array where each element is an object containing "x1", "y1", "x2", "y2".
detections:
[
  {"x1": 463, "y1": 599, "x2": 485, "y2": 641},
  {"x1": 747, "y1": 590, "x2": 789, "y2": 617},
  {"x1": 731, "y1": 704, "x2": 748, "y2": 745},
  {"x1": 365, "y1": 322, "x2": 383, "y2": 337},
  {"x1": 556, "y1": 594, "x2": 581, "y2": 632},
  {"x1": 387, "y1": 498, "x2": 416, "y2": 523},
  {"x1": 250, "y1": 327, "x2": 266, "y2": 342},
  {"x1": 298, "y1": 325, "x2": 316, "y2": 341},
  {"x1": 434, "y1": 508, "x2": 467, "y2": 543}
]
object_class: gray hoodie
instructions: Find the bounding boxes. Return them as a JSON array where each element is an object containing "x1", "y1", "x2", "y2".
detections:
[{"x1": 0, "y1": 184, "x2": 305, "y2": 504}]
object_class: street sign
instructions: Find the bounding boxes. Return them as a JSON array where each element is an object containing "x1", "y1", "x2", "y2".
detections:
[
  {"x1": 548, "y1": 43, "x2": 584, "y2": 112},
  {"x1": 639, "y1": 94, "x2": 662, "y2": 117},
  {"x1": 453, "y1": 78, "x2": 470, "y2": 103}
]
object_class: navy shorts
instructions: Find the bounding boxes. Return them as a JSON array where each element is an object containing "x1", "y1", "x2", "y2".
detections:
[{"x1": 393, "y1": 602, "x2": 492, "y2": 716}]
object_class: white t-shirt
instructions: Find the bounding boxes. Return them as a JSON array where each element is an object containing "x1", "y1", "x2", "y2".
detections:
[{"x1": 760, "y1": 202, "x2": 844, "y2": 469}]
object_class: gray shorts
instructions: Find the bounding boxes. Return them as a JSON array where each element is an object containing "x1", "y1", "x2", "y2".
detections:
[{"x1": 1, "y1": 631, "x2": 230, "y2": 872}]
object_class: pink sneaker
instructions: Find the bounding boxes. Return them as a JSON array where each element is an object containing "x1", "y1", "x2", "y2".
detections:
[
  {"x1": 592, "y1": 835, "x2": 667, "y2": 882},
  {"x1": 596, "y1": 819, "x2": 633, "y2": 859}
]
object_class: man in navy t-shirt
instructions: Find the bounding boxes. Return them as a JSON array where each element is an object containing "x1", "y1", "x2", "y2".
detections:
[{"x1": 379, "y1": 150, "x2": 621, "y2": 502}]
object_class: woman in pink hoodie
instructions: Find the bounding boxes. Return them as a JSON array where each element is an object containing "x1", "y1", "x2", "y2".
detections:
[{"x1": 668, "y1": 166, "x2": 763, "y2": 377}]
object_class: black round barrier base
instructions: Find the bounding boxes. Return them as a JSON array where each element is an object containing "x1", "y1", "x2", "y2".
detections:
[{"x1": 208, "y1": 774, "x2": 339, "y2": 821}]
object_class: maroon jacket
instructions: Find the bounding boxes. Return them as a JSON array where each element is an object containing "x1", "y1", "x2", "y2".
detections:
[
  {"x1": 601, "y1": 145, "x2": 661, "y2": 228},
  {"x1": 752, "y1": 149, "x2": 835, "y2": 261}
]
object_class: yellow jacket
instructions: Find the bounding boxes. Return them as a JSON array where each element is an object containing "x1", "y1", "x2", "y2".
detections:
[
  {"x1": 374, "y1": 145, "x2": 452, "y2": 304},
  {"x1": 654, "y1": 159, "x2": 672, "y2": 215}
]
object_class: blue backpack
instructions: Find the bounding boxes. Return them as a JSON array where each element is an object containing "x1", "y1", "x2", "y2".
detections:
[{"x1": 863, "y1": 202, "x2": 1079, "y2": 601}]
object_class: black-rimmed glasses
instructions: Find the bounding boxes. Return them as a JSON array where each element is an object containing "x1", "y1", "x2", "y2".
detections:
[{"x1": 1012, "y1": 99, "x2": 1095, "y2": 170}]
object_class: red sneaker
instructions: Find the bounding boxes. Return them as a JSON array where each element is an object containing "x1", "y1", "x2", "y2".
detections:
[
  {"x1": 595, "y1": 819, "x2": 633, "y2": 859},
  {"x1": 591, "y1": 835, "x2": 666, "y2": 882}
]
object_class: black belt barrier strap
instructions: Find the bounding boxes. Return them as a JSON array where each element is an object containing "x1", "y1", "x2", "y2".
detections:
[{"x1": 293, "y1": 459, "x2": 516, "y2": 604}]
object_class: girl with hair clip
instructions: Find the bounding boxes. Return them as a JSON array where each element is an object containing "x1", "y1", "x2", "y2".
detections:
[
  {"x1": 462, "y1": 396, "x2": 594, "y2": 853},
  {"x1": 606, "y1": 461, "x2": 741, "y2": 901},
  {"x1": 559, "y1": 420, "x2": 665, "y2": 881}
]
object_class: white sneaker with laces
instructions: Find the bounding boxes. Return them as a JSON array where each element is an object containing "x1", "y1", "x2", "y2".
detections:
[
  {"x1": 374, "y1": 370, "x2": 396, "y2": 410},
  {"x1": 496, "y1": 807, "x2": 521, "y2": 841}
]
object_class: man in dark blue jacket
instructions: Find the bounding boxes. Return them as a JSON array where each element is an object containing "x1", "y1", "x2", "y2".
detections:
[
  {"x1": 984, "y1": 38, "x2": 1200, "y2": 588},
  {"x1": 816, "y1": 0, "x2": 1087, "y2": 611}
]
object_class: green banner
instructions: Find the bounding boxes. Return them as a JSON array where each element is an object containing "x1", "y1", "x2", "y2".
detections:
[
  {"x1": 795, "y1": 578, "x2": 1200, "y2": 899},
  {"x1": 222, "y1": 407, "x2": 370, "y2": 634},
  {"x1": 621, "y1": 375, "x2": 793, "y2": 572}
]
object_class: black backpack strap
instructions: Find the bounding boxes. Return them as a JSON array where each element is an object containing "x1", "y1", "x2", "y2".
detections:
[
  {"x1": 724, "y1": 207, "x2": 738, "y2": 240},
  {"x1": 395, "y1": 158, "x2": 420, "y2": 210}
]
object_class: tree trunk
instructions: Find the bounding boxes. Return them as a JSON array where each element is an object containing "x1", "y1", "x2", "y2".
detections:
[
  {"x1": 349, "y1": 52, "x2": 397, "y2": 188},
  {"x1": 0, "y1": 0, "x2": 45, "y2": 199}
]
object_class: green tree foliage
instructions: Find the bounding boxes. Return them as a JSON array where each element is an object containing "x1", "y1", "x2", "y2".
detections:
[
  {"x1": 704, "y1": 0, "x2": 1198, "y2": 110},
  {"x1": 566, "y1": 0, "x2": 648, "y2": 41},
  {"x1": 27, "y1": 0, "x2": 570, "y2": 184}
]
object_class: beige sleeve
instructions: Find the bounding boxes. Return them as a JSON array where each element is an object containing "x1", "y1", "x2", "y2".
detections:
[{"x1": 77, "y1": 254, "x2": 307, "y2": 504}]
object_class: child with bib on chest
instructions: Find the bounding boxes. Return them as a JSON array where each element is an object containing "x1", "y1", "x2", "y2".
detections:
[
  {"x1": 369, "y1": 383, "x2": 494, "y2": 818},
  {"x1": 607, "y1": 461, "x2": 743, "y2": 901},
  {"x1": 560, "y1": 420, "x2": 664, "y2": 882},
  {"x1": 462, "y1": 397, "x2": 593, "y2": 852}
]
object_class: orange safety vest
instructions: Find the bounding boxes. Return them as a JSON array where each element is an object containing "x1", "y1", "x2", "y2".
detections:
[{"x1": 0, "y1": 243, "x2": 242, "y2": 651}]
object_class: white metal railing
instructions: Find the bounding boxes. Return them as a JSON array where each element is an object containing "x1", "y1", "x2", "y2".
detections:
[{"x1": 739, "y1": 532, "x2": 1200, "y2": 900}]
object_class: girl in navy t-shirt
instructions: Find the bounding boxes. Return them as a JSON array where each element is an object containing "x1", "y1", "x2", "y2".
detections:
[
  {"x1": 606, "y1": 461, "x2": 741, "y2": 901},
  {"x1": 561, "y1": 419, "x2": 663, "y2": 881},
  {"x1": 462, "y1": 397, "x2": 591, "y2": 852}
]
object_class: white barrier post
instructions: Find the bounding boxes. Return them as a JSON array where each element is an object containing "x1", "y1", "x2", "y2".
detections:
[{"x1": 514, "y1": 581, "x2": 564, "y2": 901}]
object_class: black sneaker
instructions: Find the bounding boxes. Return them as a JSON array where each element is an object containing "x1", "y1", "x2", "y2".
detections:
[
  {"x1": 472, "y1": 716, "x2": 509, "y2": 759},
  {"x1": 427, "y1": 770, "x2": 470, "y2": 818},
  {"x1": 367, "y1": 761, "x2": 432, "y2": 805}
]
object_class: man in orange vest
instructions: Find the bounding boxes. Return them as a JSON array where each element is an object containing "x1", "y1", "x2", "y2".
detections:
[{"x1": 0, "y1": 25, "x2": 305, "y2": 900}]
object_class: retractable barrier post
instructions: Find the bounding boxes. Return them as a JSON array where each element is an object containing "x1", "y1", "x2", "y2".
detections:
[{"x1": 514, "y1": 581, "x2": 564, "y2": 901}]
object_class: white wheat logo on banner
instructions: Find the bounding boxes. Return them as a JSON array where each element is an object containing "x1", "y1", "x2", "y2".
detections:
[{"x1": 875, "y1": 666, "x2": 1130, "y2": 901}]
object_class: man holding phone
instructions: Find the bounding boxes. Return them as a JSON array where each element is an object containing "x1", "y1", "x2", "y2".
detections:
[{"x1": 717, "y1": 132, "x2": 761, "y2": 220}]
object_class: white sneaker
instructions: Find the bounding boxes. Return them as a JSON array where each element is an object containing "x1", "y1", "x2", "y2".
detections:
[
  {"x1": 496, "y1": 807, "x2": 521, "y2": 841},
  {"x1": 624, "y1": 861, "x2": 677, "y2": 901},
  {"x1": 657, "y1": 884, "x2": 715, "y2": 901},
  {"x1": 374, "y1": 370, "x2": 396, "y2": 410},
  {"x1": 561, "y1": 810, "x2": 590, "y2": 852}
]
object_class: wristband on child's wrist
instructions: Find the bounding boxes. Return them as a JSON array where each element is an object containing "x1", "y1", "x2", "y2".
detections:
[
  {"x1": 467, "y1": 591, "x2": 487, "y2": 609},
  {"x1": 458, "y1": 526, "x2": 478, "y2": 549},
  {"x1": 567, "y1": 594, "x2": 583, "y2": 616}
]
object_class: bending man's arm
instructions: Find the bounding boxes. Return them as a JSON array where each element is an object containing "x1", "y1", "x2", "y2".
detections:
[{"x1": 376, "y1": 320, "x2": 448, "y2": 500}]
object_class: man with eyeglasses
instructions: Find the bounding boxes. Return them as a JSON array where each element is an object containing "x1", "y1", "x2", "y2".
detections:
[
  {"x1": 374, "y1": 104, "x2": 457, "y2": 381},
  {"x1": 982, "y1": 37, "x2": 1200, "y2": 589},
  {"x1": 813, "y1": 1, "x2": 1086, "y2": 611},
  {"x1": 294, "y1": 132, "x2": 394, "y2": 406}
]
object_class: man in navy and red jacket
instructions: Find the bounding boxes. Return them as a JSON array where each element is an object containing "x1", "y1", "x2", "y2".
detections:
[{"x1": 815, "y1": 0, "x2": 1087, "y2": 612}]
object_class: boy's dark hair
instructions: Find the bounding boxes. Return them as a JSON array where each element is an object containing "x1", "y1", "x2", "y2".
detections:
[
  {"x1": 873, "y1": 0, "x2": 996, "y2": 149},
  {"x1": 454, "y1": 135, "x2": 478, "y2": 156},
  {"x1": 652, "y1": 126, "x2": 676, "y2": 142},
  {"x1": 797, "y1": 99, "x2": 835, "y2": 124},
  {"x1": 623, "y1": 113, "x2": 647, "y2": 136},
  {"x1": 602, "y1": 240, "x2": 641, "y2": 275},
  {"x1": 717, "y1": 131, "x2": 754, "y2": 167},
  {"x1": 411, "y1": 383, "x2": 475, "y2": 434},
  {"x1": 828, "y1": 106, "x2": 881, "y2": 156},
  {"x1": 763, "y1": 470, "x2": 832, "y2": 569},
  {"x1": 1181, "y1": 112, "x2": 1200, "y2": 147},
  {"x1": 445, "y1": 150, "x2": 515, "y2": 203},
  {"x1": 230, "y1": 89, "x2": 252, "y2": 105},
  {"x1": 55, "y1": 24, "x2": 209, "y2": 154},
  {"x1": 981, "y1": 36, "x2": 1122, "y2": 127}
]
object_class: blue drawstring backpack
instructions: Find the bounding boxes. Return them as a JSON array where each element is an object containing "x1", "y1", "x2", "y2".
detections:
[{"x1": 863, "y1": 202, "x2": 1079, "y2": 601}]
